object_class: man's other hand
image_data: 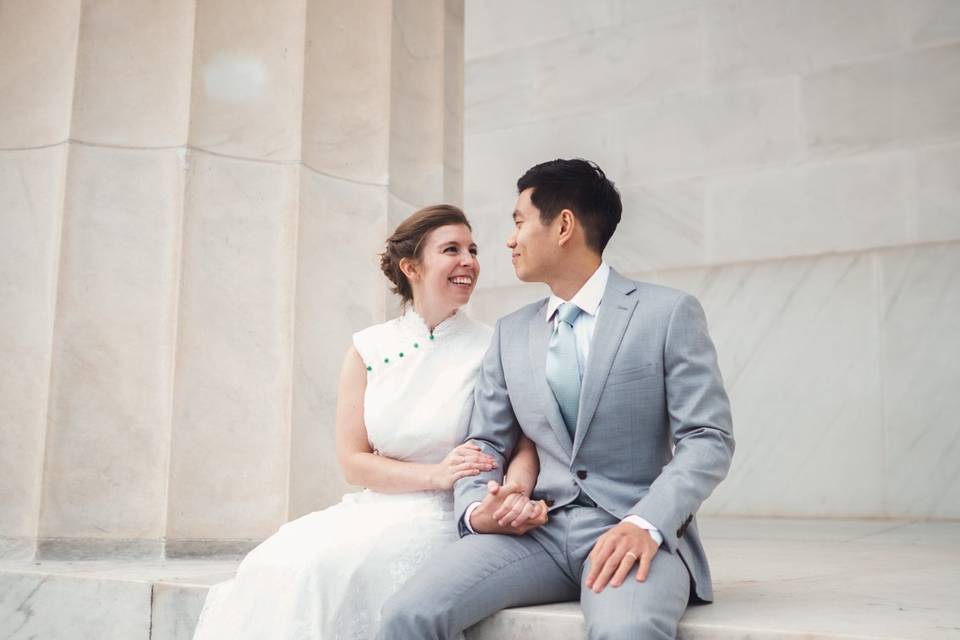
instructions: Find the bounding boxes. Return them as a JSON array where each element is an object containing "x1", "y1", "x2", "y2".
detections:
[{"x1": 585, "y1": 521, "x2": 659, "y2": 593}]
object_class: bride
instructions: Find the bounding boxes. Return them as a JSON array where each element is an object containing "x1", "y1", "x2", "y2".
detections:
[{"x1": 192, "y1": 205, "x2": 545, "y2": 639}]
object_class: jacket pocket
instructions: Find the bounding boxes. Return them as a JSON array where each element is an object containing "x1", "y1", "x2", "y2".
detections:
[{"x1": 605, "y1": 362, "x2": 658, "y2": 386}]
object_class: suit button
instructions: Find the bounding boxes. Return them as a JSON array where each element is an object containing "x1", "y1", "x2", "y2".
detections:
[{"x1": 577, "y1": 470, "x2": 588, "y2": 480}]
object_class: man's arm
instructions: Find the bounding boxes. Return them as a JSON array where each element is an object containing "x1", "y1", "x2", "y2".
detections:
[
  {"x1": 453, "y1": 319, "x2": 522, "y2": 528},
  {"x1": 628, "y1": 294, "x2": 735, "y2": 552}
]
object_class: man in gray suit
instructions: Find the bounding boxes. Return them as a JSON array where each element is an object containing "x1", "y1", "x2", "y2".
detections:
[{"x1": 379, "y1": 159, "x2": 734, "y2": 639}]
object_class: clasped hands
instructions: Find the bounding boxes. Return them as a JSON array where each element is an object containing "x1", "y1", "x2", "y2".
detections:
[
  {"x1": 468, "y1": 480, "x2": 549, "y2": 535},
  {"x1": 469, "y1": 480, "x2": 659, "y2": 593}
]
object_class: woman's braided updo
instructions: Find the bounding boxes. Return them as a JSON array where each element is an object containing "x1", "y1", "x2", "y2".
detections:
[{"x1": 379, "y1": 204, "x2": 472, "y2": 305}]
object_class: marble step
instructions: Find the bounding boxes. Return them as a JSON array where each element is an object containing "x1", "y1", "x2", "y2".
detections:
[{"x1": 2, "y1": 518, "x2": 958, "y2": 639}]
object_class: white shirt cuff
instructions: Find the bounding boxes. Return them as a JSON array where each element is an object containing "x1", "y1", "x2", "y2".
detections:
[
  {"x1": 463, "y1": 502, "x2": 482, "y2": 534},
  {"x1": 623, "y1": 515, "x2": 663, "y2": 547}
]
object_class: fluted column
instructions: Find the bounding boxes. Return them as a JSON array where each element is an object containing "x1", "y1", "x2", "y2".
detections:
[
  {"x1": 388, "y1": 0, "x2": 464, "y2": 226},
  {"x1": 0, "y1": 0, "x2": 81, "y2": 560},
  {"x1": 289, "y1": 0, "x2": 464, "y2": 517},
  {"x1": 35, "y1": 0, "x2": 195, "y2": 558},
  {"x1": 163, "y1": 0, "x2": 306, "y2": 557},
  {"x1": 0, "y1": 0, "x2": 464, "y2": 558}
]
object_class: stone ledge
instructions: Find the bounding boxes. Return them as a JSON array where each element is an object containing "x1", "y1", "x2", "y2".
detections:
[{"x1": 2, "y1": 518, "x2": 958, "y2": 639}]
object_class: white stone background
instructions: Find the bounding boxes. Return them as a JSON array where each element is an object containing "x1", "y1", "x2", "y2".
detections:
[
  {"x1": 0, "y1": 0, "x2": 464, "y2": 558},
  {"x1": 463, "y1": 0, "x2": 960, "y2": 520},
  {"x1": 1, "y1": 0, "x2": 958, "y2": 561}
]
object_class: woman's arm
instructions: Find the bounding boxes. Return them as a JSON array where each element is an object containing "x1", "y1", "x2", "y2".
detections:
[
  {"x1": 334, "y1": 346, "x2": 495, "y2": 493},
  {"x1": 502, "y1": 434, "x2": 539, "y2": 497}
]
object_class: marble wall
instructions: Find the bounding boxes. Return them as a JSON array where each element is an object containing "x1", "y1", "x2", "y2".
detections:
[
  {"x1": 0, "y1": 0, "x2": 464, "y2": 558},
  {"x1": 464, "y1": 0, "x2": 960, "y2": 518}
]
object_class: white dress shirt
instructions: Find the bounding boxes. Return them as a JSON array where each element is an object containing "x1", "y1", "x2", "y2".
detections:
[{"x1": 466, "y1": 262, "x2": 662, "y2": 547}]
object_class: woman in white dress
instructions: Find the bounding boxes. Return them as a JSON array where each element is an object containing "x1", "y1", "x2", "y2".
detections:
[{"x1": 192, "y1": 205, "x2": 545, "y2": 639}]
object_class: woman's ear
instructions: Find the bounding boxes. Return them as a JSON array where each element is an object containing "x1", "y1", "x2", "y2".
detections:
[{"x1": 399, "y1": 257, "x2": 419, "y2": 281}]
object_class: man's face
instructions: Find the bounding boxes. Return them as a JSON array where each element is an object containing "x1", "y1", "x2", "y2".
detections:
[{"x1": 507, "y1": 188, "x2": 559, "y2": 282}]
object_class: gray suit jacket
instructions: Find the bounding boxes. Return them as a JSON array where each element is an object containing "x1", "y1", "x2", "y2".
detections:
[{"x1": 454, "y1": 268, "x2": 734, "y2": 602}]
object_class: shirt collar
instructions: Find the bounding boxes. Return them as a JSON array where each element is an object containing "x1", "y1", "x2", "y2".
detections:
[{"x1": 545, "y1": 262, "x2": 610, "y2": 322}]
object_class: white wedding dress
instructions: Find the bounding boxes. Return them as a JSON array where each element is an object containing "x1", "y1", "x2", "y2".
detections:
[{"x1": 193, "y1": 308, "x2": 492, "y2": 640}]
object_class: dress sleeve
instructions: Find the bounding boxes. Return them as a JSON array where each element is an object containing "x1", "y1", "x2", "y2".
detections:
[{"x1": 351, "y1": 325, "x2": 381, "y2": 369}]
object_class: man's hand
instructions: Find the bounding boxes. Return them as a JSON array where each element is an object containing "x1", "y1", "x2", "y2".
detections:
[
  {"x1": 469, "y1": 481, "x2": 548, "y2": 535},
  {"x1": 584, "y1": 521, "x2": 659, "y2": 593}
]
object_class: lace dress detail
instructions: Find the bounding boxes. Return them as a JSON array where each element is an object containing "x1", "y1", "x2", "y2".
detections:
[{"x1": 193, "y1": 308, "x2": 492, "y2": 640}]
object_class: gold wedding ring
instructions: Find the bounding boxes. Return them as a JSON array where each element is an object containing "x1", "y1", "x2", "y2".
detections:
[{"x1": 625, "y1": 551, "x2": 639, "y2": 561}]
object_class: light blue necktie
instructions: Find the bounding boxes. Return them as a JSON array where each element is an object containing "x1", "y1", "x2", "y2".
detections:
[{"x1": 546, "y1": 302, "x2": 583, "y2": 441}]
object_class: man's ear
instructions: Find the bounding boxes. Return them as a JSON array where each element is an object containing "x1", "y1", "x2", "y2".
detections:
[
  {"x1": 399, "y1": 257, "x2": 419, "y2": 281},
  {"x1": 557, "y1": 209, "x2": 576, "y2": 247}
]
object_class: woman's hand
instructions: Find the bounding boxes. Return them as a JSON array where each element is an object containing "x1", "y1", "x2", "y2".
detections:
[
  {"x1": 492, "y1": 487, "x2": 547, "y2": 528},
  {"x1": 431, "y1": 442, "x2": 497, "y2": 490}
]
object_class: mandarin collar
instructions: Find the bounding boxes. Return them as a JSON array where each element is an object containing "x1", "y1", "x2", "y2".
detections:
[{"x1": 399, "y1": 305, "x2": 470, "y2": 340}]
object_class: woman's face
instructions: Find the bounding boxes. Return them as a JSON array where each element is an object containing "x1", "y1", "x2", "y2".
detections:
[{"x1": 411, "y1": 223, "x2": 479, "y2": 309}]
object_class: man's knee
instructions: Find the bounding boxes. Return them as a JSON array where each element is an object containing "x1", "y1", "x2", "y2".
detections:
[{"x1": 586, "y1": 616, "x2": 676, "y2": 640}]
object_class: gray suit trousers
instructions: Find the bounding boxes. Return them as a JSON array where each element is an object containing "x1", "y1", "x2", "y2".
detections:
[{"x1": 377, "y1": 505, "x2": 690, "y2": 640}]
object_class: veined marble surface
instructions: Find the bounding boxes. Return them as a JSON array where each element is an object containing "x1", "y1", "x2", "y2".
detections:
[
  {"x1": 0, "y1": 146, "x2": 67, "y2": 543},
  {"x1": 188, "y1": 0, "x2": 307, "y2": 163},
  {"x1": 466, "y1": 9, "x2": 702, "y2": 134},
  {"x1": 467, "y1": 242, "x2": 960, "y2": 519},
  {"x1": 288, "y1": 170, "x2": 389, "y2": 517},
  {"x1": 39, "y1": 144, "x2": 185, "y2": 541},
  {"x1": 654, "y1": 252, "x2": 885, "y2": 517},
  {"x1": 166, "y1": 150, "x2": 298, "y2": 541},
  {"x1": 70, "y1": 0, "x2": 195, "y2": 147},
  {"x1": 0, "y1": 0, "x2": 80, "y2": 148},
  {"x1": 879, "y1": 244, "x2": 960, "y2": 518},
  {"x1": 802, "y1": 42, "x2": 960, "y2": 158}
]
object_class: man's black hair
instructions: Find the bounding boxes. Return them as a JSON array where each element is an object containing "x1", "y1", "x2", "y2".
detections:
[{"x1": 516, "y1": 158, "x2": 622, "y2": 254}]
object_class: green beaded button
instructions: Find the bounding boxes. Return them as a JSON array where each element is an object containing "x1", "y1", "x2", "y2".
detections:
[
  {"x1": 383, "y1": 357, "x2": 389, "y2": 363},
  {"x1": 429, "y1": 335, "x2": 435, "y2": 340},
  {"x1": 413, "y1": 342, "x2": 419, "y2": 348},
  {"x1": 399, "y1": 352, "x2": 404, "y2": 358},
  {"x1": 366, "y1": 365, "x2": 372, "y2": 371}
]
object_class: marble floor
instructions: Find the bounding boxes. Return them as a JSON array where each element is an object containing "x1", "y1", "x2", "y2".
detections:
[{"x1": 1, "y1": 517, "x2": 958, "y2": 639}]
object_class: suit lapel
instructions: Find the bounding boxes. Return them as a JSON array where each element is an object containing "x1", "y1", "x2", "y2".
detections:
[
  {"x1": 528, "y1": 302, "x2": 574, "y2": 458},
  {"x1": 572, "y1": 269, "x2": 638, "y2": 459}
]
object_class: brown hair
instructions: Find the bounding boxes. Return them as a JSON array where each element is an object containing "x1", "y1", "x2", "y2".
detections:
[{"x1": 379, "y1": 204, "x2": 472, "y2": 304}]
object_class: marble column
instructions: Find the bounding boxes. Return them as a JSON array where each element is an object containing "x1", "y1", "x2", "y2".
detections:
[
  {"x1": 37, "y1": 0, "x2": 195, "y2": 559},
  {"x1": 163, "y1": 0, "x2": 306, "y2": 557},
  {"x1": 0, "y1": 0, "x2": 464, "y2": 559},
  {"x1": 0, "y1": 0, "x2": 81, "y2": 560},
  {"x1": 289, "y1": 0, "x2": 464, "y2": 519}
]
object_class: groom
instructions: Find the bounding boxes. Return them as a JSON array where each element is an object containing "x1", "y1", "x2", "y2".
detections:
[{"x1": 379, "y1": 159, "x2": 734, "y2": 639}]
